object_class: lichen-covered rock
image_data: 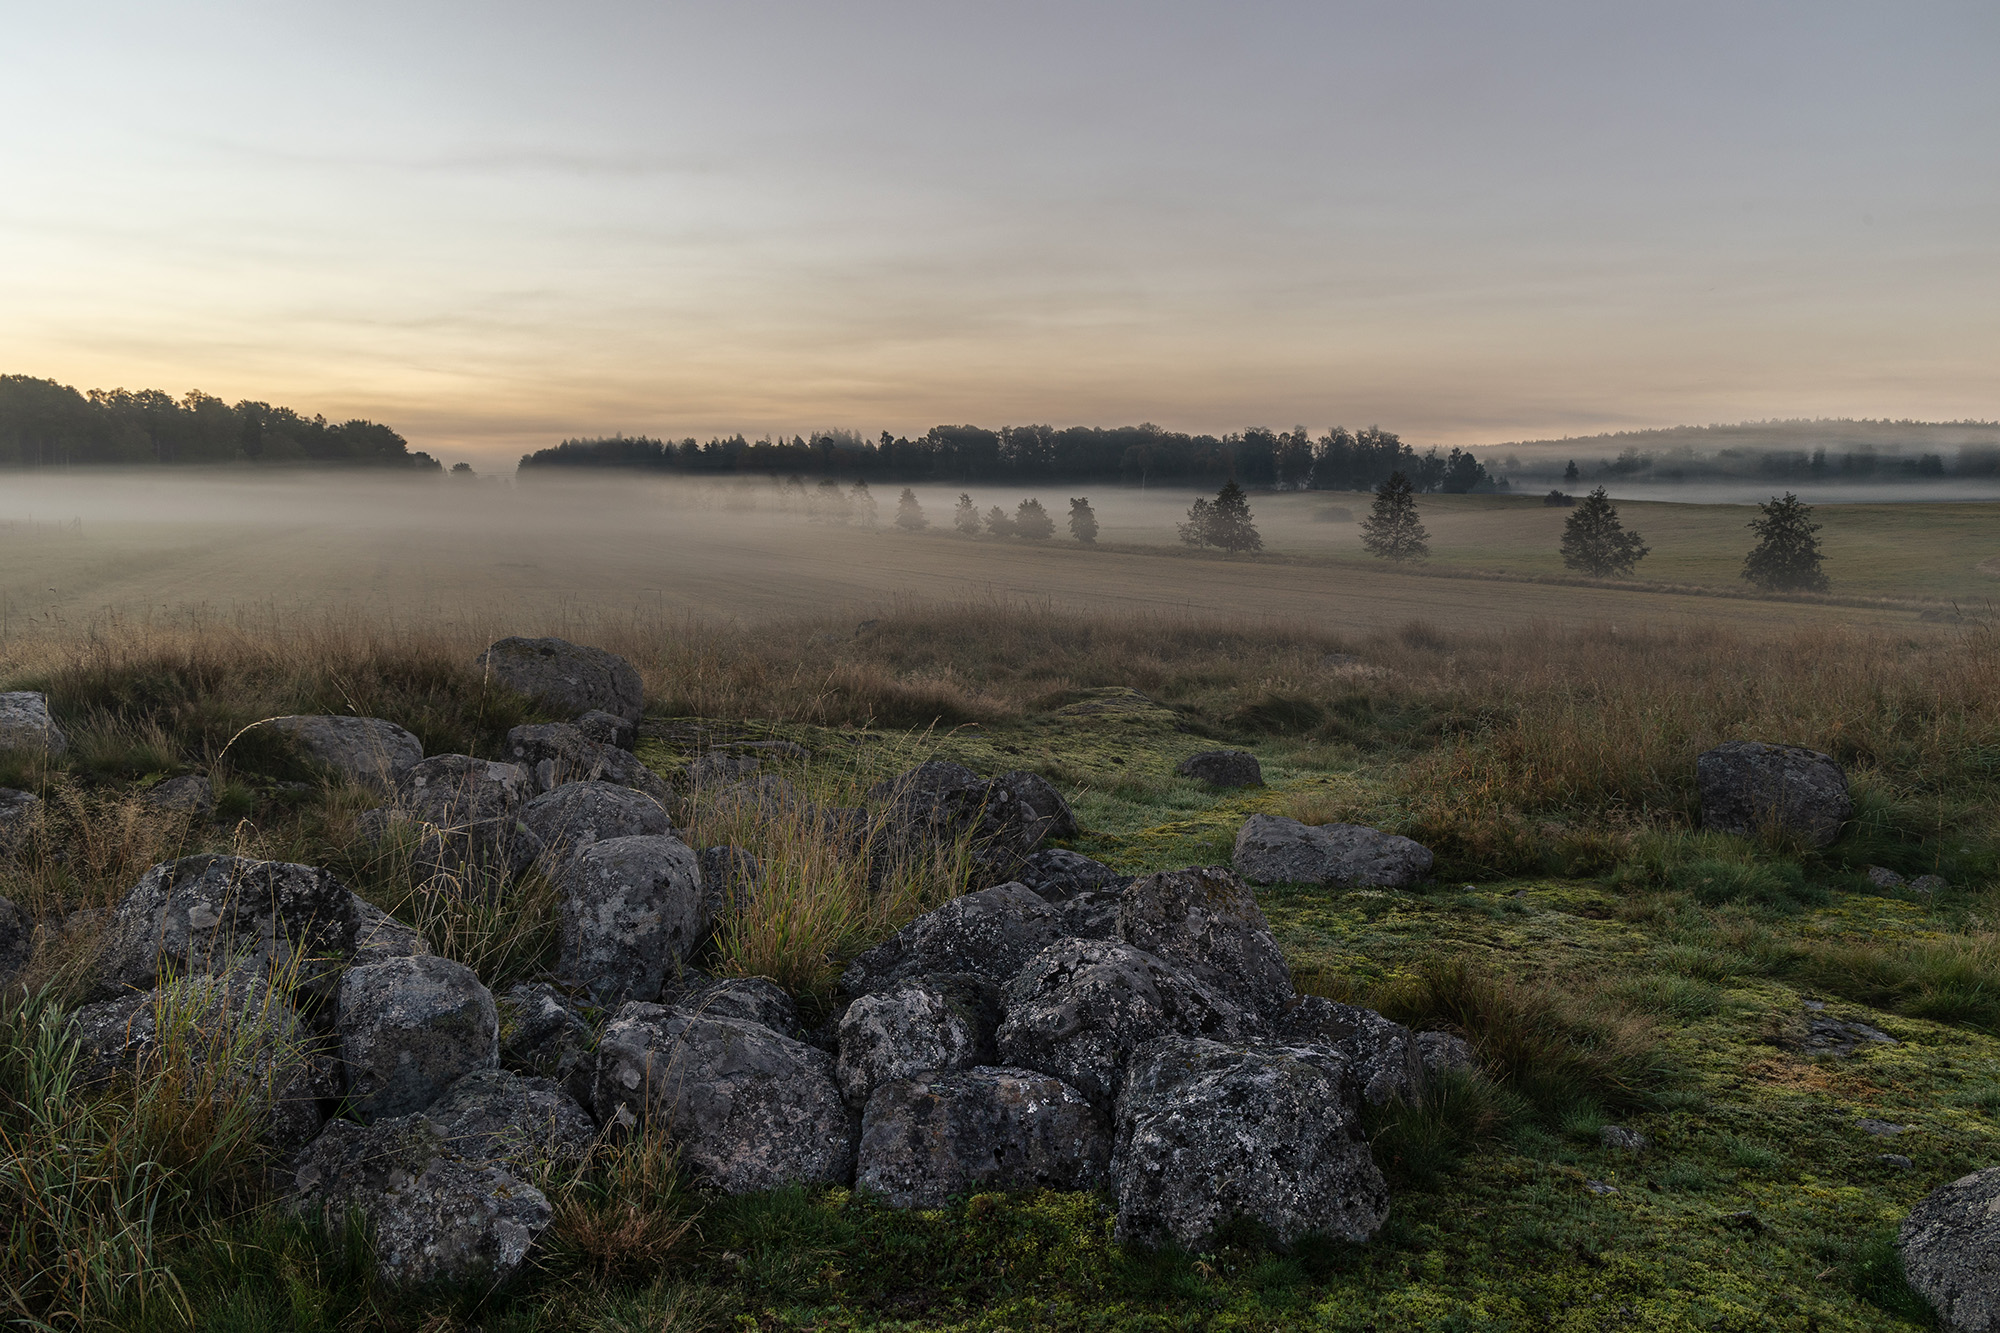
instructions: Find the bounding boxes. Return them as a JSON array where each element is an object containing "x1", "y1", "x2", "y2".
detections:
[
  {"x1": 1114, "y1": 1036, "x2": 1387, "y2": 1250},
  {"x1": 1416, "y1": 1031, "x2": 1478, "y2": 1079},
  {"x1": 556, "y1": 834, "x2": 703, "y2": 1005},
  {"x1": 498, "y1": 982, "x2": 595, "y2": 1109},
  {"x1": 996, "y1": 938, "x2": 1252, "y2": 1104},
  {"x1": 1277, "y1": 996, "x2": 1426, "y2": 1106},
  {"x1": 857, "y1": 1066, "x2": 1108, "y2": 1208},
  {"x1": 142, "y1": 774, "x2": 215, "y2": 816},
  {"x1": 1117, "y1": 866, "x2": 1291, "y2": 1018},
  {"x1": 593, "y1": 1003, "x2": 853, "y2": 1193},
  {"x1": 477, "y1": 637, "x2": 645, "y2": 725},
  {"x1": 0, "y1": 893, "x2": 30, "y2": 981},
  {"x1": 349, "y1": 895, "x2": 429, "y2": 967},
  {"x1": 698, "y1": 844, "x2": 762, "y2": 927},
  {"x1": 69, "y1": 968, "x2": 337, "y2": 1151},
  {"x1": 0, "y1": 692, "x2": 66, "y2": 755},
  {"x1": 502, "y1": 723, "x2": 670, "y2": 803},
  {"x1": 994, "y1": 770, "x2": 1079, "y2": 840},
  {"x1": 868, "y1": 760, "x2": 1052, "y2": 884},
  {"x1": 394, "y1": 754, "x2": 539, "y2": 877},
  {"x1": 290, "y1": 1117, "x2": 550, "y2": 1287},
  {"x1": 96, "y1": 855, "x2": 360, "y2": 1001},
  {"x1": 522, "y1": 781, "x2": 672, "y2": 871},
  {"x1": 836, "y1": 978, "x2": 988, "y2": 1107},
  {"x1": 678, "y1": 976, "x2": 799, "y2": 1034},
  {"x1": 267, "y1": 715, "x2": 423, "y2": 792},
  {"x1": 1697, "y1": 740, "x2": 1853, "y2": 848},
  {"x1": 839, "y1": 883, "x2": 1063, "y2": 998},
  {"x1": 0, "y1": 788, "x2": 39, "y2": 856},
  {"x1": 1176, "y1": 750, "x2": 1263, "y2": 787},
  {"x1": 575, "y1": 709, "x2": 636, "y2": 750},
  {"x1": 1900, "y1": 1165, "x2": 2000, "y2": 1331},
  {"x1": 1016, "y1": 848, "x2": 1132, "y2": 902},
  {"x1": 1233, "y1": 814, "x2": 1434, "y2": 889},
  {"x1": 338, "y1": 955, "x2": 499, "y2": 1121},
  {"x1": 687, "y1": 751, "x2": 764, "y2": 787},
  {"x1": 420, "y1": 1068, "x2": 597, "y2": 1170}
]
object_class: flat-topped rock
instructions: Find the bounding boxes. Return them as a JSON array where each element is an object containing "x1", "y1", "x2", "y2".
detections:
[
  {"x1": 477, "y1": 637, "x2": 645, "y2": 725},
  {"x1": 1176, "y1": 750, "x2": 1263, "y2": 787},
  {"x1": 268, "y1": 715, "x2": 423, "y2": 792},
  {"x1": 1233, "y1": 813, "x2": 1434, "y2": 889}
]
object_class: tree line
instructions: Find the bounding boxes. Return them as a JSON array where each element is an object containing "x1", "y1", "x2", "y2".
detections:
[
  {"x1": 0, "y1": 374, "x2": 441, "y2": 468},
  {"x1": 518, "y1": 423, "x2": 1501, "y2": 492}
]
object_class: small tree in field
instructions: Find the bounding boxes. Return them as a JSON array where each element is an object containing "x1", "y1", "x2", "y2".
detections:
[
  {"x1": 952, "y1": 493, "x2": 980, "y2": 535},
  {"x1": 1207, "y1": 480, "x2": 1263, "y2": 554},
  {"x1": 1068, "y1": 496, "x2": 1098, "y2": 545},
  {"x1": 848, "y1": 479, "x2": 878, "y2": 527},
  {"x1": 984, "y1": 505, "x2": 1014, "y2": 537},
  {"x1": 1360, "y1": 471, "x2": 1429, "y2": 561},
  {"x1": 894, "y1": 488, "x2": 927, "y2": 531},
  {"x1": 1742, "y1": 492, "x2": 1829, "y2": 591},
  {"x1": 1559, "y1": 487, "x2": 1648, "y2": 576},
  {"x1": 1014, "y1": 498, "x2": 1055, "y2": 540},
  {"x1": 1178, "y1": 497, "x2": 1214, "y2": 548}
]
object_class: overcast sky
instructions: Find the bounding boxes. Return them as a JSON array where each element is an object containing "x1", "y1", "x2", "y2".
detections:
[{"x1": 4, "y1": 1, "x2": 1996, "y2": 463}]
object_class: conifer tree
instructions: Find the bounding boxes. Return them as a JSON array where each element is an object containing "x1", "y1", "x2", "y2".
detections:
[
  {"x1": 1563, "y1": 460, "x2": 1580, "y2": 484},
  {"x1": 1014, "y1": 497, "x2": 1055, "y2": 540},
  {"x1": 1742, "y1": 492, "x2": 1829, "y2": 591},
  {"x1": 1360, "y1": 470, "x2": 1429, "y2": 561},
  {"x1": 1067, "y1": 496, "x2": 1099, "y2": 545},
  {"x1": 848, "y1": 478, "x2": 878, "y2": 527},
  {"x1": 1178, "y1": 496, "x2": 1214, "y2": 548},
  {"x1": 952, "y1": 492, "x2": 981, "y2": 535},
  {"x1": 894, "y1": 487, "x2": 927, "y2": 531},
  {"x1": 1559, "y1": 487, "x2": 1648, "y2": 576},
  {"x1": 1206, "y1": 479, "x2": 1263, "y2": 553},
  {"x1": 984, "y1": 505, "x2": 1014, "y2": 537}
]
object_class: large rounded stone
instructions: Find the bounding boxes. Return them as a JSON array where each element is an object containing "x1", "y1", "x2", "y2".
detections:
[
  {"x1": 420, "y1": 1067, "x2": 597, "y2": 1171},
  {"x1": 857, "y1": 1066, "x2": 1108, "y2": 1208},
  {"x1": 839, "y1": 883, "x2": 1063, "y2": 998},
  {"x1": 477, "y1": 637, "x2": 645, "y2": 725},
  {"x1": 1233, "y1": 813, "x2": 1434, "y2": 889},
  {"x1": 502, "y1": 723, "x2": 669, "y2": 802},
  {"x1": 267, "y1": 715, "x2": 423, "y2": 792},
  {"x1": 390, "y1": 754, "x2": 539, "y2": 878},
  {"x1": 1114, "y1": 1036, "x2": 1387, "y2": 1250},
  {"x1": 1276, "y1": 995, "x2": 1426, "y2": 1107},
  {"x1": 1900, "y1": 1165, "x2": 2000, "y2": 1331},
  {"x1": 338, "y1": 955, "x2": 499, "y2": 1121},
  {"x1": 1176, "y1": 750, "x2": 1262, "y2": 787},
  {"x1": 1697, "y1": 740, "x2": 1853, "y2": 848},
  {"x1": 0, "y1": 692, "x2": 66, "y2": 755},
  {"x1": 1117, "y1": 866, "x2": 1291, "y2": 1018},
  {"x1": 593, "y1": 1002, "x2": 853, "y2": 1193},
  {"x1": 556, "y1": 834, "x2": 703, "y2": 1006},
  {"x1": 836, "y1": 978, "x2": 988, "y2": 1108},
  {"x1": 521, "y1": 781, "x2": 672, "y2": 870}
]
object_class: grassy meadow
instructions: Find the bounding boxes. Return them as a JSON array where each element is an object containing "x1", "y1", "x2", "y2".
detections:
[{"x1": 0, "y1": 597, "x2": 1996, "y2": 1330}]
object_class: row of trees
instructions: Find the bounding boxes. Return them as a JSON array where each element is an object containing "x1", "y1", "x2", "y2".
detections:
[
  {"x1": 519, "y1": 424, "x2": 1500, "y2": 492},
  {"x1": 0, "y1": 375, "x2": 439, "y2": 468},
  {"x1": 1359, "y1": 474, "x2": 1830, "y2": 590}
]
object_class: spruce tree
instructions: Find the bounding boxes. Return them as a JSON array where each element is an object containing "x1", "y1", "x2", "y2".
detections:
[
  {"x1": 1177, "y1": 497, "x2": 1214, "y2": 548},
  {"x1": 1067, "y1": 496, "x2": 1099, "y2": 545},
  {"x1": 848, "y1": 478, "x2": 878, "y2": 527},
  {"x1": 984, "y1": 505, "x2": 1015, "y2": 537},
  {"x1": 952, "y1": 493, "x2": 981, "y2": 535},
  {"x1": 1014, "y1": 497, "x2": 1055, "y2": 540},
  {"x1": 894, "y1": 487, "x2": 927, "y2": 531},
  {"x1": 1563, "y1": 460, "x2": 1580, "y2": 484},
  {"x1": 1207, "y1": 480, "x2": 1263, "y2": 553},
  {"x1": 1559, "y1": 487, "x2": 1649, "y2": 576},
  {"x1": 1360, "y1": 471, "x2": 1429, "y2": 561},
  {"x1": 1742, "y1": 493, "x2": 1829, "y2": 591}
]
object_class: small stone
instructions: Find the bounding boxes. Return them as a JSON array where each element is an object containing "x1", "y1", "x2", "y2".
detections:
[
  {"x1": 1912, "y1": 874, "x2": 1949, "y2": 894},
  {"x1": 1901, "y1": 1165, "x2": 2000, "y2": 1331},
  {"x1": 575, "y1": 709, "x2": 637, "y2": 750},
  {"x1": 1857, "y1": 1117, "x2": 1907, "y2": 1137},
  {"x1": 1175, "y1": 750, "x2": 1263, "y2": 787},
  {"x1": 0, "y1": 789, "x2": 40, "y2": 856},
  {"x1": 1277, "y1": 996, "x2": 1426, "y2": 1107},
  {"x1": 1233, "y1": 813, "x2": 1435, "y2": 889},
  {"x1": 143, "y1": 775, "x2": 215, "y2": 816},
  {"x1": 1866, "y1": 866, "x2": 1906, "y2": 890},
  {"x1": 1585, "y1": 1180, "x2": 1619, "y2": 1195},
  {"x1": 1415, "y1": 1031, "x2": 1479, "y2": 1078},
  {"x1": 520, "y1": 781, "x2": 673, "y2": 871},
  {"x1": 1601, "y1": 1125, "x2": 1648, "y2": 1153},
  {"x1": 678, "y1": 976, "x2": 799, "y2": 1034},
  {"x1": 836, "y1": 978, "x2": 987, "y2": 1108},
  {"x1": 1880, "y1": 1153, "x2": 1915, "y2": 1169},
  {"x1": 503, "y1": 723, "x2": 670, "y2": 802}
]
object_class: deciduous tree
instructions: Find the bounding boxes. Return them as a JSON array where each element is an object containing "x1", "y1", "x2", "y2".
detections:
[{"x1": 1067, "y1": 496, "x2": 1098, "y2": 544}]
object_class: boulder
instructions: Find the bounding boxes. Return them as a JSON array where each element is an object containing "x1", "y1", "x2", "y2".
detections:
[
  {"x1": 291, "y1": 1117, "x2": 550, "y2": 1287},
  {"x1": 338, "y1": 955, "x2": 499, "y2": 1121},
  {"x1": 1415, "y1": 1031, "x2": 1479, "y2": 1079},
  {"x1": 502, "y1": 723, "x2": 670, "y2": 803},
  {"x1": 555, "y1": 834, "x2": 703, "y2": 1006},
  {"x1": 96, "y1": 855, "x2": 359, "y2": 1001},
  {"x1": 1696, "y1": 740, "x2": 1853, "y2": 848},
  {"x1": 698, "y1": 845, "x2": 762, "y2": 927},
  {"x1": 593, "y1": 1003, "x2": 853, "y2": 1193},
  {"x1": 1176, "y1": 750, "x2": 1262, "y2": 787},
  {"x1": 348, "y1": 895, "x2": 429, "y2": 967},
  {"x1": 521, "y1": 781, "x2": 672, "y2": 871},
  {"x1": 868, "y1": 760, "x2": 1051, "y2": 884},
  {"x1": 677, "y1": 976, "x2": 799, "y2": 1034},
  {"x1": 267, "y1": 715, "x2": 423, "y2": 792},
  {"x1": 836, "y1": 977, "x2": 991, "y2": 1108},
  {"x1": 497, "y1": 982, "x2": 595, "y2": 1109},
  {"x1": 1016, "y1": 848, "x2": 1132, "y2": 901},
  {"x1": 575, "y1": 709, "x2": 636, "y2": 750},
  {"x1": 1114, "y1": 1036, "x2": 1388, "y2": 1250},
  {"x1": 68, "y1": 968, "x2": 337, "y2": 1152},
  {"x1": 393, "y1": 754, "x2": 538, "y2": 878},
  {"x1": 1053, "y1": 889, "x2": 1123, "y2": 941},
  {"x1": 1277, "y1": 996, "x2": 1426, "y2": 1107},
  {"x1": 839, "y1": 883, "x2": 1063, "y2": 998},
  {"x1": 994, "y1": 770, "x2": 1080, "y2": 840},
  {"x1": 142, "y1": 774, "x2": 215, "y2": 816},
  {"x1": 1117, "y1": 866, "x2": 1291, "y2": 1018},
  {"x1": 857, "y1": 1067, "x2": 1109, "y2": 1208},
  {"x1": 1233, "y1": 813, "x2": 1434, "y2": 889},
  {"x1": 420, "y1": 1068, "x2": 597, "y2": 1171},
  {"x1": 995, "y1": 938, "x2": 1252, "y2": 1105},
  {"x1": 0, "y1": 692, "x2": 66, "y2": 755},
  {"x1": 477, "y1": 637, "x2": 645, "y2": 726},
  {"x1": 0, "y1": 789, "x2": 38, "y2": 855},
  {"x1": 687, "y1": 752, "x2": 764, "y2": 787},
  {"x1": 1900, "y1": 1165, "x2": 2000, "y2": 1332}
]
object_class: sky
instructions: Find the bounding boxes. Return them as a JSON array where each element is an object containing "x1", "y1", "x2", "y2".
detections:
[{"x1": 4, "y1": 1, "x2": 1998, "y2": 465}]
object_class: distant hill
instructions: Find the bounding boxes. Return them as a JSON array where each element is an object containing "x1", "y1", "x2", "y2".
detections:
[
  {"x1": 1485, "y1": 419, "x2": 2000, "y2": 484},
  {"x1": 0, "y1": 374, "x2": 440, "y2": 469}
]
